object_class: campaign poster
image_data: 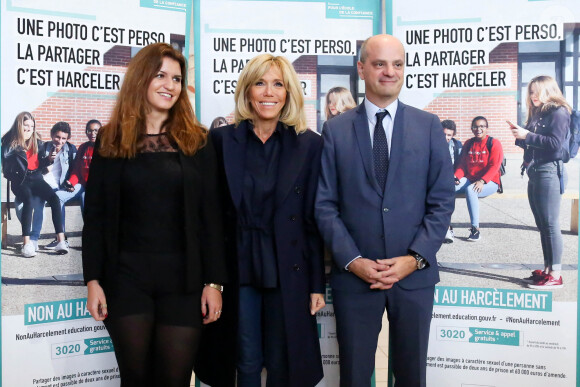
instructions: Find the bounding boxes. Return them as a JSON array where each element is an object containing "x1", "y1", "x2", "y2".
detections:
[
  {"x1": 194, "y1": 1, "x2": 380, "y2": 385},
  {"x1": 389, "y1": 0, "x2": 579, "y2": 385},
  {"x1": 0, "y1": 1, "x2": 190, "y2": 385},
  {"x1": 194, "y1": 0, "x2": 380, "y2": 133}
]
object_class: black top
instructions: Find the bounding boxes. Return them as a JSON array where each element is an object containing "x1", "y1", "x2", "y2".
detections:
[
  {"x1": 119, "y1": 133, "x2": 185, "y2": 253},
  {"x1": 516, "y1": 105, "x2": 570, "y2": 163},
  {"x1": 237, "y1": 123, "x2": 281, "y2": 288}
]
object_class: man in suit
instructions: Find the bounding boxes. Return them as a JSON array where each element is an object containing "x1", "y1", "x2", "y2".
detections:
[{"x1": 315, "y1": 34, "x2": 454, "y2": 386}]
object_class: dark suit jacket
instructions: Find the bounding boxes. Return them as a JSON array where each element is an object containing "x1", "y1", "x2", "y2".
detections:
[
  {"x1": 315, "y1": 100, "x2": 455, "y2": 292},
  {"x1": 82, "y1": 136, "x2": 227, "y2": 294},
  {"x1": 451, "y1": 137, "x2": 463, "y2": 169},
  {"x1": 195, "y1": 121, "x2": 325, "y2": 387}
]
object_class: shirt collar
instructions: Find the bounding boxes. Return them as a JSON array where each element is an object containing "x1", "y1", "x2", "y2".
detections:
[
  {"x1": 246, "y1": 121, "x2": 282, "y2": 142},
  {"x1": 364, "y1": 99, "x2": 398, "y2": 124}
]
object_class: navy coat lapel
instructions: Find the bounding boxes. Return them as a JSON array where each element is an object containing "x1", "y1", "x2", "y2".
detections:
[
  {"x1": 223, "y1": 121, "x2": 248, "y2": 211},
  {"x1": 384, "y1": 101, "x2": 406, "y2": 194},
  {"x1": 275, "y1": 126, "x2": 308, "y2": 208},
  {"x1": 353, "y1": 103, "x2": 383, "y2": 197}
]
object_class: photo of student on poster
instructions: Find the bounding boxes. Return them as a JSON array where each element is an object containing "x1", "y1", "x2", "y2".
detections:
[
  {"x1": 194, "y1": 1, "x2": 380, "y2": 385},
  {"x1": 0, "y1": 1, "x2": 190, "y2": 385},
  {"x1": 390, "y1": 0, "x2": 579, "y2": 385}
]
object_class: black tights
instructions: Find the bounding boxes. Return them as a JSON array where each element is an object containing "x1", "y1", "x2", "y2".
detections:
[{"x1": 104, "y1": 314, "x2": 201, "y2": 387}]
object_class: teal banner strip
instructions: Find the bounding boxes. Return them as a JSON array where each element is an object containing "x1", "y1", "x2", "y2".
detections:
[
  {"x1": 434, "y1": 286, "x2": 552, "y2": 311},
  {"x1": 84, "y1": 337, "x2": 114, "y2": 355},
  {"x1": 326, "y1": 1, "x2": 375, "y2": 20},
  {"x1": 24, "y1": 298, "x2": 92, "y2": 325},
  {"x1": 396, "y1": 16, "x2": 481, "y2": 26},
  {"x1": 140, "y1": 0, "x2": 187, "y2": 12},
  {"x1": 469, "y1": 327, "x2": 520, "y2": 346},
  {"x1": 324, "y1": 283, "x2": 333, "y2": 304},
  {"x1": 6, "y1": 0, "x2": 96, "y2": 20},
  {"x1": 194, "y1": 0, "x2": 201, "y2": 115},
  {"x1": 47, "y1": 92, "x2": 117, "y2": 100},
  {"x1": 433, "y1": 90, "x2": 517, "y2": 98},
  {"x1": 204, "y1": 24, "x2": 284, "y2": 35}
]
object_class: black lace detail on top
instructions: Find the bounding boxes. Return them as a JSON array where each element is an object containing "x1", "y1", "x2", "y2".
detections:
[{"x1": 139, "y1": 132, "x2": 178, "y2": 153}]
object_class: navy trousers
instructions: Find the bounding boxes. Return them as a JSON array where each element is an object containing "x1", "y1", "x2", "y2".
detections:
[{"x1": 333, "y1": 283, "x2": 435, "y2": 387}]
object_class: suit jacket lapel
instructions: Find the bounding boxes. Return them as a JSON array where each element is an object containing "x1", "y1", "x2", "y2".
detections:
[
  {"x1": 275, "y1": 125, "x2": 307, "y2": 208},
  {"x1": 223, "y1": 122, "x2": 247, "y2": 210},
  {"x1": 353, "y1": 103, "x2": 383, "y2": 197},
  {"x1": 384, "y1": 101, "x2": 406, "y2": 194}
]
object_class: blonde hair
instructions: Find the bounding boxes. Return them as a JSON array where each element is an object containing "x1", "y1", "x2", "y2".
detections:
[
  {"x1": 98, "y1": 43, "x2": 206, "y2": 158},
  {"x1": 234, "y1": 54, "x2": 307, "y2": 134},
  {"x1": 526, "y1": 75, "x2": 572, "y2": 124},
  {"x1": 1, "y1": 112, "x2": 40, "y2": 154},
  {"x1": 325, "y1": 87, "x2": 356, "y2": 120}
]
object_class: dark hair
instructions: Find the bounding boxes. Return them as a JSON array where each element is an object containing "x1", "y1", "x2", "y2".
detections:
[
  {"x1": 471, "y1": 116, "x2": 488, "y2": 129},
  {"x1": 209, "y1": 116, "x2": 228, "y2": 129},
  {"x1": 86, "y1": 119, "x2": 102, "y2": 133},
  {"x1": 441, "y1": 119, "x2": 456, "y2": 135},
  {"x1": 51, "y1": 121, "x2": 71, "y2": 138}
]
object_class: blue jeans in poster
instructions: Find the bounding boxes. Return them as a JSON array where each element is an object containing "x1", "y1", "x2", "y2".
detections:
[
  {"x1": 527, "y1": 160, "x2": 566, "y2": 271},
  {"x1": 455, "y1": 177, "x2": 498, "y2": 228},
  {"x1": 55, "y1": 183, "x2": 84, "y2": 229},
  {"x1": 14, "y1": 183, "x2": 83, "y2": 239}
]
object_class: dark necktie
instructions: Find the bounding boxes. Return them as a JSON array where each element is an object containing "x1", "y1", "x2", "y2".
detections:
[{"x1": 373, "y1": 110, "x2": 390, "y2": 191}]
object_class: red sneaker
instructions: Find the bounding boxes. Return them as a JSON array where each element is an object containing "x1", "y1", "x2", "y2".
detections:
[
  {"x1": 523, "y1": 270, "x2": 547, "y2": 284},
  {"x1": 527, "y1": 275, "x2": 563, "y2": 289}
]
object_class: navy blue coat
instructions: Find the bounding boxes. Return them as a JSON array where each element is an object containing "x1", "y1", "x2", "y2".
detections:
[
  {"x1": 314, "y1": 100, "x2": 455, "y2": 384},
  {"x1": 195, "y1": 121, "x2": 325, "y2": 387},
  {"x1": 315, "y1": 101, "x2": 455, "y2": 292}
]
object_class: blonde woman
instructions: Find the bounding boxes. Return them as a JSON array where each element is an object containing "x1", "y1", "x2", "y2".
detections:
[
  {"x1": 508, "y1": 75, "x2": 571, "y2": 289},
  {"x1": 196, "y1": 54, "x2": 325, "y2": 387},
  {"x1": 325, "y1": 86, "x2": 356, "y2": 120},
  {"x1": 1, "y1": 112, "x2": 68, "y2": 257}
]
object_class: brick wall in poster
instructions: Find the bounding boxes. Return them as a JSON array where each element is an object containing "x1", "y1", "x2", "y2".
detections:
[
  {"x1": 31, "y1": 46, "x2": 133, "y2": 147},
  {"x1": 293, "y1": 55, "x2": 318, "y2": 132},
  {"x1": 426, "y1": 43, "x2": 521, "y2": 154}
]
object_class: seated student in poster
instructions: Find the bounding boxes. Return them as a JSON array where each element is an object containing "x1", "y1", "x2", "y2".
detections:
[
  {"x1": 64, "y1": 119, "x2": 101, "y2": 216},
  {"x1": 508, "y1": 75, "x2": 570, "y2": 289},
  {"x1": 1, "y1": 112, "x2": 69, "y2": 257},
  {"x1": 39, "y1": 121, "x2": 80, "y2": 249},
  {"x1": 82, "y1": 42, "x2": 227, "y2": 387},
  {"x1": 195, "y1": 54, "x2": 325, "y2": 387},
  {"x1": 454, "y1": 116, "x2": 503, "y2": 241},
  {"x1": 442, "y1": 119, "x2": 462, "y2": 243}
]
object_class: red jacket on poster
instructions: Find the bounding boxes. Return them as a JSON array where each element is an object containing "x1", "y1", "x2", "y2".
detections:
[{"x1": 454, "y1": 135, "x2": 503, "y2": 186}]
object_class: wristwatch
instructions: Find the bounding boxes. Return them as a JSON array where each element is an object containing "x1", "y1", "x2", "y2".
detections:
[
  {"x1": 205, "y1": 283, "x2": 224, "y2": 293},
  {"x1": 409, "y1": 251, "x2": 427, "y2": 270}
]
